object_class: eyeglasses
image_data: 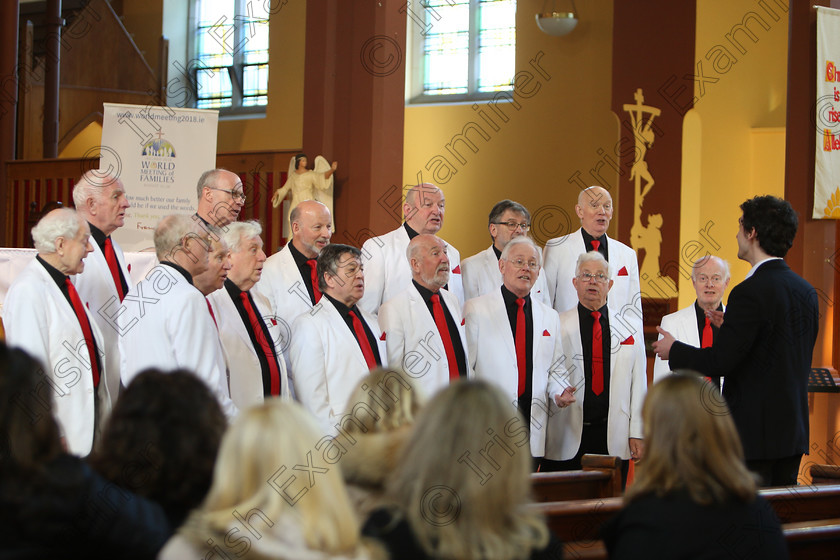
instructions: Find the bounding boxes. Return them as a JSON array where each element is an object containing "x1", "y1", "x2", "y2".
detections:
[
  {"x1": 493, "y1": 221, "x2": 530, "y2": 232},
  {"x1": 506, "y1": 258, "x2": 539, "y2": 271},
  {"x1": 209, "y1": 187, "x2": 246, "y2": 202},
  {"x1": 694, "y1": 274, "x2": 724, "y2": 286},
  {"x1": 577, "y1": 272, "x2": 609, "y2": 283}
]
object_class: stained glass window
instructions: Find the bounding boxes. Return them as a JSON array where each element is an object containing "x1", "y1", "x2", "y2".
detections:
[
  {"x1": 194, "y1": 0, "x2": 269, "y2": 110},
  {"x1": 415, "y1": 0, "x2": 516, "y2": 101}
]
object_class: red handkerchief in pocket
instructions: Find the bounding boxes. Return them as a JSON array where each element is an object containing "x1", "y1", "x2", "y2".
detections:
[
  {"x1": 618, "y1": 266, "x2": 628, "y2": 276},
  {"x1": 543, "y1": 330, "x2": 551, "y2": 337},
  {"x1": 621, "y1": 335, "x2": 634, "y2": 345},
  {"x1": 452, "y1": 265, "x2": 461, "y2": 274},
  {"x1": 380, "y1": 332, "x2": 386, "y2": 341}
]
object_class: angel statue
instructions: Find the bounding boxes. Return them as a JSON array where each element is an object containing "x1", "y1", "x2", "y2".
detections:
[{"x1": 271, "y1": 153, "x2": 338, "y2": 234}]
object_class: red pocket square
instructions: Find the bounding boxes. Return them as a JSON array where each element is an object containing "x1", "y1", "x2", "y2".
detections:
[
  {"x1": 543, "y1": 330, "x2": 551, "y2": 337},
  {"x1": 621, "y1": 335, "x2": 634, "y2": 345},
  {"x1": 270, "y1": 318, "x2": 278, "y2": 326},
  {"x1": 618, "y1": 266, "x2": 628, "y2": 276},
  {"x1": 461, "y1": 318, "x2": 465, "y2": 326},
  {"x1": 452, "y1": 265, "x2": 461, "y2": 274},
  {"x1": 379, "y1": 332, "x2": 386, "y2": 341},
  {"x1": 127, "y1": 264, "x2": 132, "y2": 272}
]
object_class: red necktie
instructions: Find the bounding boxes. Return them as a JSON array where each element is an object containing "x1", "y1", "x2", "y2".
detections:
[
  {"x1": 65, "y1": 278, "x2": 100, "y2": 387},
  {"x1": 431, "y1": 293, "x2": 460, "y2": 381},
  {"x1": 306, "y1": 259, "x2": 323, "y2": 303},
  {"x1": 591, "y1": 239, "x2": 600, "y2": 252},
  {"x1": 104, "y1": 238, "x2": 125, "y2": 302},
  {"x1": 348, "y1": 310, "x2": 378, "y2": 369},
  {"x1": 701, "y1": 316, "x2": 713, "y2": 383},
  {"x1": 591, "y1": 311, "x2": 603, "y2": 396},
  {"x1": 240, "y1": 292, "x2": 282, "y2": 396},
  {"x1": 206, "y1": 298, "x2": 218, "y2": 329},
  {"x1": 515, "y1": 298, "x2": 526, "y2": 396}
]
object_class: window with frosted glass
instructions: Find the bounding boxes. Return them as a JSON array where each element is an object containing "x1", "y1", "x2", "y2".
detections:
[
  {"x1": 194, "y1": 0, "x2": 269, "y2": 110},
  {"x1": 419, "y1": 0, "x2": 515, "y2": 99}
]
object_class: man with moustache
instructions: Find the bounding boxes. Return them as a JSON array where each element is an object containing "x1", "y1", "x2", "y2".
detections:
[
  {"x1": 194, "y1": 168, "x2": 245, "y2": 229},
  {"x1": 208, "y1": 221, "x2": 290, "y2": 410},
  {"x1": 4, "y1": 209, "x2": 110, "y2": 455},
  {"x1": 461, "y1": 199, "x2": 550, "y2": 305},
  {"x1": 359, "y1": 183, "x2": 464, "y2": 315},
  {"x1": 464, "y1": 236, "x2": 567, "y2": 465},
  {"x1": 543, "y1": 186, "x2": 642, "y2": 332},
  {"x1": 379, "y1": 234, "x2": 469, "y2": 399},
  {"x1": 542, "y1": 251, "x2": 647, "y2": 476},
  {"x1": 72, "y1": 171, "x2": 132, "y2": 402},
  {"x1": 289, "y1": 244, "x2": 386, "y2": 433},
  {"x1": 119, "y1": 215, "x2": 238, "y2": 419},
  {"x1": 254, "y1": 200, "x2": 332, "y2": 365},
  {"x1": 652, "y1": 255, "x2": 730, "y2": 387}
]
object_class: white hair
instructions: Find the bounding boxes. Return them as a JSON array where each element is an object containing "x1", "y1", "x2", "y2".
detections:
[
  {"x1": 691, "y1": 255, "x2": 730, "y2": 281},
  {"x1": 153, "y1": 215, "x2": 205, "y2": 260},
  {"x1": 575, "y1": 250, "x2": 611, "y2": 277},
  {"x1": 71, "y1": 170, "x2": 123, "y2": 210},
  {"x1": 219, "y1": 220, "x2": 262, "y2": 253},
  {"x1": 31, "y1": 208, "x2": 84, "y2": 254},
  {"x1": 500, "y1": 236, "x2": 541, "y2": 266}
]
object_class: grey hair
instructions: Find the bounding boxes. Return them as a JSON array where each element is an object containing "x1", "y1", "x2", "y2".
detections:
[
  {"x1": 488, "y1": 199, "x2": 530, "y2": 227},
  {"x1": 153, "y1": 215, "x2": 205, "y2": 260},
  {"x1": 72, "y1": 170, "x2": 123, "y2": 209},
  {"x1": 404, "y1": 183, "x2": 442, "y2": 208},
  {"x1": 316, "y1": 243, "x2": 361, "y2": 292},
  {"x1": 195, "y1": 168, "x2": 229, "y2": 200},
  {"x1": 220, "y1": 220, "x2": 262, "y2": 253},
  {"x1": 691, "y1": 255, "x2": 730, "y2": 281},
  {"x1": 575, "y1": 250, "x2": 612, "y2": 277},
  {"x1": 31, "y1": 209, "x2": 85, "y2": 253},
  {"x1": 500, "y1": 236, "x2": 541, "y2": 266}
]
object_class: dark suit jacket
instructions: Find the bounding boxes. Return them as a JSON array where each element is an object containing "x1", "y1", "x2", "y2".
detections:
[{"x1": 669, "y1": 259, "x2": 818, "y2": 461}]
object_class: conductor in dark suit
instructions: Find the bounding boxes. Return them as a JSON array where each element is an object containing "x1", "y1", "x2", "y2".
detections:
[{"x1": 654, "y1": 195, "x2": 819, "y2": 486}]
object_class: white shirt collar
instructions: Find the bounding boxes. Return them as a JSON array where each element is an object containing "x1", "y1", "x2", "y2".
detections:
[{"x1": 744, "y1": 256, "x2": 783, "y2": 279}]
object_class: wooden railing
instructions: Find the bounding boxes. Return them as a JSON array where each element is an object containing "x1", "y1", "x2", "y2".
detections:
[{"x1": 3, "y1": 150, "x2": 299, "y2": 252}]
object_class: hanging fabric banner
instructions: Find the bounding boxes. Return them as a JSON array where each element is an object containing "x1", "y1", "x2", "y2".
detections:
[
  {"x1": 814, "y1": 6, "x2": 840, "y2": 218},
  {"x1": 100, "y1": 103, "x2": 218, "y2": 250}
]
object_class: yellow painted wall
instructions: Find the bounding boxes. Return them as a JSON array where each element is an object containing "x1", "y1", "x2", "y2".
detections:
[
  {"x1": 403, "y1": 1, "x2": 617, "y2": 259},
  {"x1": 680, "y1": 0, "x2": 789, "y2": 307}
]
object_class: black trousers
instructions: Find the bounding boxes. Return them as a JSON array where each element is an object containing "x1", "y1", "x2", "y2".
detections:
[
  {"x1": 539, "y1": 422, "x2": 630, "y2": 487},
  {"x1": 747, "y1": 454, "x2": 803, "y2": 486}
]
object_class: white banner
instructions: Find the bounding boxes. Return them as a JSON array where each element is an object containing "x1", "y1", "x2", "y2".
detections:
[
  {"x1": 814, "y1": 7, "x2": 840, "y2": 219},
  {"x1": 100, "y1": 103, "x2": 218, "y2": 250}
]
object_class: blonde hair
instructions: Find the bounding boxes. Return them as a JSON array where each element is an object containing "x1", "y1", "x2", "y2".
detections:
[
  {"x1": 384, "y1": 380, "x2": 549, "y2": 559},
  {"x1": 626, "y1": 372, "x2": 757, "y2": 505},
  {"x1": 337, "y1": 368, "x2": 421, "y2": 437},
  {"x1": 180, "y1": 401, "x2": 365, "y2": 556}
]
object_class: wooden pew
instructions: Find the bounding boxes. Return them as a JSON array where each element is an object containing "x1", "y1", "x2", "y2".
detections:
[
  {"x1": 531, "y1": 455, "x2": 622, "y2": 502},
  {"x1": 810, "y1": 463, "x2": 840, "y2": 485},
  {"x1": 532, "y1": 484, "x2": 840, "y2": 543}
]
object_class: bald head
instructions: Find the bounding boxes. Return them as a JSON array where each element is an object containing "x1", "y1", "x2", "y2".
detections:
[
  {"x1": 291, "y1": 200, "x2": 332, "y2": 258},
  {"x1": 575, "y1": 186, "x2": 613, "y2": 237},
  {"x1": 196, "y1": 168, "x2": 244, "y2": 227},
  {"x1": 404, "y1": 183, "x2": 445, "y2": 234},
  {"x1": 407, "y1": 234, "x2": 450, "y2": 291}
]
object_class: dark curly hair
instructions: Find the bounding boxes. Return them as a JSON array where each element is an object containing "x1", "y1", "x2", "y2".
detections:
[
  {"x1": 740, "y1": 195, "x2": 798, "y2": 258},
  {"x1": 88, "y1": 369, "x2": 226, "y2": 528}
]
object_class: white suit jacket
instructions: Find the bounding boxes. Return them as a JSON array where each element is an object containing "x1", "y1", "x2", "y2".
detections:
[
  {"x1": 251, "y1": 243, "x2": 309, "y2": 365},
  {"x1": 542, "y1": 229, "x2": 642, "y2": 330},
  {"x1": 543, "y1": 306, "x2": 647, "y2": 461},
  {"x1": 461, "y1": 246, "x2": 551, "y2": 306},
  {"x1": 464, "y1": 290, "x2": 565, "y2": 458},
  {"x1": 289, "y1": 297, "x2": 387, "y2": 434},
  {"x1": 207, "y1": 287, "x2": 291, "y2": 411},
  {"x1": 378, "y1": 283, "x2": 471, "y2": 400},
  {"x1": 74, "y1": 237, "x2": 131, "y2": 403},
  {"x1": 652, "y1": 302, "x2": 725, "y2": 382},
  {"x1": 117, "y1": 264, "x2": 238, "y2": 419},
  {"x1": 359, "y1": 226, "x2": 464, "y2": 315},
  {"x1": 3, "y1": 259, "x2": 112, "y2": 456}
]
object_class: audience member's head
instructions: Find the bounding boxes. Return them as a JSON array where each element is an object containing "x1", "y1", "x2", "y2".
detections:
[
  {"x1": 626, "y1": 372, "x2": 756, "y2": 505},
  {"x1": 382, "y1": 380, "x2": 549, "y2": 559},
  {"x1": 176, "y1": 400, "x2": 372, "y2": 558},
  {"x1": 339, "y1": 368, "x2": 421, "y2": 438},
  {"x1": 89, "y1": 369, "x2": 227, "y2": 528}
]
